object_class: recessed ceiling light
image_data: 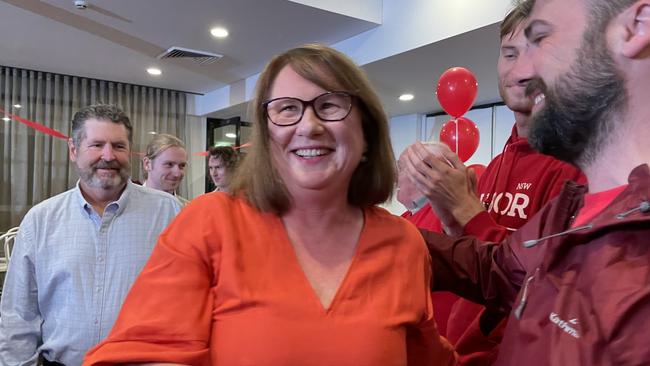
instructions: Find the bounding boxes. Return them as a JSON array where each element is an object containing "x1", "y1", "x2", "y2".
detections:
[
  {"x1": 210, "y1": 27, "x2": 229, "y2": 38},
  {"x1": 399, "y1": 94, "x2": 414, "y2": 101},
  {"x1": 13, "y1": 104, "x2": 22, "y2": 109},
  {"x1": 147, "y1": 68, "x2": 162, "y2": 76},
  {"x1": 148, "y1": 131, "x2": 157, "y2": 135},
  {"x1": 2, "y1": 117, "x2": 10, "y2": 122},
  {"x1": 225, "y1": 132, "x2": 236, "y2": 139}
]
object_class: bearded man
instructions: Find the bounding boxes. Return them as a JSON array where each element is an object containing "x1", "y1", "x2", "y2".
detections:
[
  {"x1": 411, "y1": 0, "x2": 650, "y2": 364},
  {"x1": 0, "y1": 104, "x2": 180, "y2": 365}
]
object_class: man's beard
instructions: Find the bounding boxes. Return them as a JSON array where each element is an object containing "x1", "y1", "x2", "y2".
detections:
[
  {"x1": 77, "y1": 159, "x2": 130, "y2": 190},
  {"x1": 527, "y1": 34, "x2": 627, "y2": 169}
]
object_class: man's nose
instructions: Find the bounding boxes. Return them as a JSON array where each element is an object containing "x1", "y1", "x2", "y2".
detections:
[
  {"x1": 521, "y1": 44, "x2": 540, "y2": 81},
  {"x1": 101, "y1": 145, "x2": 116, "y2": 161},
  {"x1": 513, "y1": 53, "x2": 535, "y2": 86},
  {"x1": 172, "y1": 165, "x2": 184, "y2": 177}
]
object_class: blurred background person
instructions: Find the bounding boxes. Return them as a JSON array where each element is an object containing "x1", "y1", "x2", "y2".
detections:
[
  {"x1": 208, "y1": 145, "x2": 238, "y2": 193},
  {"x1": 85, "y1": 44, "x2": 456, "y2": 366},
  {"x1": 142, "y1": 133, "x2": 189, "y2": 206}
]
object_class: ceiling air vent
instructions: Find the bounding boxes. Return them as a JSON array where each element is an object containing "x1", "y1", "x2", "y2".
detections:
[{"x1": 157, "y1": 47, "x2": 223, "y2": 65}]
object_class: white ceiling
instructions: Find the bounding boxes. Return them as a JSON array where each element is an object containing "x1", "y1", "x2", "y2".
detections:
[{"x1": 0, "y1": 0, "x2": 504, "y2": 118}]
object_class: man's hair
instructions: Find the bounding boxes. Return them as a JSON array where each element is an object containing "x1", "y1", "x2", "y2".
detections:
[
  {"x1": 142, "y1": 133, "x2": 186, "y2": 179},
  {"x1": 230, "y1": 43, "x2": 396, "y2": 215},
  {"x1": 208, "y1": 146, "x2": 238, "y2": 170},
  {"x1": 586, "y1": 0, "x2": 636, "y2": 35},
  {"x1": 508, "y1": 0, "x2": 636, "y2": 38},
  {"x1": 500, "y1": 1, "x2": 534, "y2": 40},
  {"x1": 71, "y1": 104, "x2": 132, "y2": 147}
]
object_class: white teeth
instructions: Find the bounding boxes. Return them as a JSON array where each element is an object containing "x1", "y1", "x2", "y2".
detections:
[
  {"x1": 534, "y1": 94, "x2": 545, "y2": 105},
  {"x1": 295, "y1": 148, "x2": 328, "y2": 157}
]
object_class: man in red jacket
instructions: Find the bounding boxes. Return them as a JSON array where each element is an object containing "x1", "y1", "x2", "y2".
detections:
[
  {"x1": 413, "y1": 0, "x2": 650, "y2": 364},
  {"x1": 402, "y1": 4, "x2": 584, "y2": 365}
]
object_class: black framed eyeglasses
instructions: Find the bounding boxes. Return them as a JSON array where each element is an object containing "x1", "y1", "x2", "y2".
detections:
[{"x1": 263, "y1": 91, "x2": 354, "y2": 126}]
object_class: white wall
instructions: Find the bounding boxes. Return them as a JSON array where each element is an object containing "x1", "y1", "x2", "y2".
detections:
[
  {"x1": 289, "y1": 0, "x2": 383, "y2": 24},
  {"x1": 493, "y1": 104, "x2": 515, "y2": 156},
  {"x1": 380, "y1": 113, "x2": 424, "y2": 214},
  {"x1": 335, "y1": 0, "x2": 512, "y2": 66}
]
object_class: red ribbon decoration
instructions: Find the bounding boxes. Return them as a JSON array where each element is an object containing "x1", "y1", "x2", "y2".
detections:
[
  {"x1": 193, "y1": 142, "x2": 251, "y2": 156},
  {"x1": 0, "y1": 107, "x2": 69, "y2": 140},
  {"x1": 0, "y1": 106, "x2": 253, "y2": 155}
]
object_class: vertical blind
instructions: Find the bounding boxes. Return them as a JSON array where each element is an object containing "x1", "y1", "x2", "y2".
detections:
[{"x1": 0, "y1": 66, "x2": 188, "y2": 229}]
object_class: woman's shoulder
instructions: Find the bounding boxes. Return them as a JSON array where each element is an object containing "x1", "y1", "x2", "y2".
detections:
[
  {"x1": 366, "y1": 206, "x2": 420, "y2": 231},
  {"x1": 186, "y1": 191, "x2": 258, "y2": 214},
  {"x1": 364, "y1": 206, "x2": 425, "y2": 245},
  {"x1": 362, "y1": 206, "x2": 430, "y2": 269}
]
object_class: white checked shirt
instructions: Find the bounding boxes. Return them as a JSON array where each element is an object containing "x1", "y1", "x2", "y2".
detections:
[{"x1": 0, "y1": 180, "x2": 181, "y2": 366}]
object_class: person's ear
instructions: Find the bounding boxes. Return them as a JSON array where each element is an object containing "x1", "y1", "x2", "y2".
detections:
[
  {"x1": 620, "y1": 1, "x2": 650, "y2": 58},
  {"x1": 143, "y1": 156, "x2": 152, "y2": 172},
  {"x1": 68, "y1": 138, "x2": 78, "y2": 162}
]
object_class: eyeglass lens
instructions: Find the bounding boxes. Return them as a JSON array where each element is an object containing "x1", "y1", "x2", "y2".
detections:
[{"x1": 266, "y1": 92, "x2": 352, "y2": 125}]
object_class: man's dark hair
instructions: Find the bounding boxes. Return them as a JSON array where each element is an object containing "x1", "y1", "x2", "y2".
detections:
[
  {"x1": 208, "y1": 146, "x2": 238, "y2": 170},
  {"x1": 71, "y1": 104, "x2": 132, "y2": 147}
]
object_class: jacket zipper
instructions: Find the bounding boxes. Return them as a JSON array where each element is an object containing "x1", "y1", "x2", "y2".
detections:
[{"x1": 514, "y1": 267, "x2": 539, "y2": 320}]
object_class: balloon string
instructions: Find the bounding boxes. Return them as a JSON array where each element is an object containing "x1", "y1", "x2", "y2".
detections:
[{"x1": 455, "y1": 117, "x2": 459, "y2": 154}]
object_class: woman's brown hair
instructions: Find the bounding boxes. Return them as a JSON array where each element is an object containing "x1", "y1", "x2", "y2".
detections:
[{"x1": 230, "y1": 44, "x2": 396, "y2": 214}]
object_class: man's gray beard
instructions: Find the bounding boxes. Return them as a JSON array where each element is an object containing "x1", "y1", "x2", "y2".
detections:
[{"x1": 76, "y1": 164, "x2": 130, "y2": 190}]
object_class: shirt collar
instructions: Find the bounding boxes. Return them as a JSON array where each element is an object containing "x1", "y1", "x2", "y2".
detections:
[
  {"x1": 74, "y1": 179, "x2": 132, "y2": 217},
  {"x1": 143, "y1": 180, "x2": 178, "y2": 196}
]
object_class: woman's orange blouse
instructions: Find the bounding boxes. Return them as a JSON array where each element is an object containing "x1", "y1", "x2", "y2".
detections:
[{"x1": 84, "y1": 193, "x2": 456, "y2": 366}]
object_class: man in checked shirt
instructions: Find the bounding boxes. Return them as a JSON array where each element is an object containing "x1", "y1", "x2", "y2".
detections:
[{"x1": 0, "y1": 104, "x2": 180, "y2": 366}]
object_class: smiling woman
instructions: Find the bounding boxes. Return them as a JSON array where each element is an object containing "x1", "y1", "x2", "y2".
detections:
[{"x1": 84, "y1": 44, "x2": 457, "y2": 366}]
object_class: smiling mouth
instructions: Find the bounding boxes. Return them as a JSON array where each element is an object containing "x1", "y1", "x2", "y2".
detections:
[
  {"x1": 534, "y1": 93, "x2": 546, "y2": 105},
  {"x1": 293, "y1": 148, "x2": 331, "y2": 158}
]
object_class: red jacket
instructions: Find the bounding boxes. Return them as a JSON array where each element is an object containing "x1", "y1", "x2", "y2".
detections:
[
  {"x1": 424, "y1": 164, "x2": 650, "y2": 365},
  {"x1": 446, "y1": 126, "x2": 584, "y2": 365}
]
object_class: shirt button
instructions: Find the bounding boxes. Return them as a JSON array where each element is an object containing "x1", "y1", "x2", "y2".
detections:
[{"x1": 97, "y1": 256, "x2": 103, "y2": 262}]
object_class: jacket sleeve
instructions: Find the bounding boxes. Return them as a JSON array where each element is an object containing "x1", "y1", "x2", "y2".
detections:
[
  {"x1": 421, "y1": 202, "x2": 550, "y2": 315},
  {"x1": 83, "y1": 199, "x2": 220, "y2": 365},
  {"x1": 0, "y1": 216, "x2": 42, "y2": 366},
  {"x1": 461, "y1": 211, "x2": 513, "y2": 242}
]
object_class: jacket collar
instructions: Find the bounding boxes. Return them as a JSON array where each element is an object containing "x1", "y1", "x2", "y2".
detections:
[{"x1": 505, "y1": 125, "x2": 533, "y2": 152}]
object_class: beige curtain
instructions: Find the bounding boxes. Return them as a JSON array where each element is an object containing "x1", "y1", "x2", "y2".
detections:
[{"x1": 0, "y1": 66, "x2": 188, "y2": 229}]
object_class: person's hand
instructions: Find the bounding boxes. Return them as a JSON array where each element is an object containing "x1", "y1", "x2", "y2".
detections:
[{"x1": 403, "y1": 141, "x2": 485, "y2": 234}]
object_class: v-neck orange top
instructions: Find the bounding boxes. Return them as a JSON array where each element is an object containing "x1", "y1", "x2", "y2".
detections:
[{"x1": 84, "y1": 192, "x2": 457, "y2": 366}]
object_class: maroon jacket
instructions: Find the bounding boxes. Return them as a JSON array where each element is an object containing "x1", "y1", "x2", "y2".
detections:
[
  {"x1": 423, "y1": 164, "x2": 650, "y2": 365},
  {"x1": 446, "y1": 126, "x2": 584, "y2": 365}
]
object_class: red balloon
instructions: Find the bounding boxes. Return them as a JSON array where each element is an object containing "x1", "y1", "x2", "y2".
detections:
[
  {"x1": 439, "y1": 117, "x2": 480, "y2": 162},
  {"x1": 467, "y1": 164, "x2": 487, "y2": 182},
  {"x1": 436, "y1": 67, "x2": 478, "y2": 118}
]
